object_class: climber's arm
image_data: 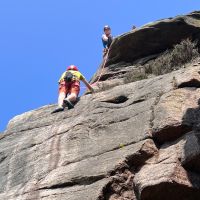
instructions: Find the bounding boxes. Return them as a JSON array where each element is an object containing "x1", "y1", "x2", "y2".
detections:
[
  {"x1": 102, "y1": 34, "x2": 108, "y2": 48},
  {"x1": 82, "y1": 78, "x2": 94, "y2": 93},
  {"x1": 102, "y1": 34, "x2": 108, "y2": 42}
]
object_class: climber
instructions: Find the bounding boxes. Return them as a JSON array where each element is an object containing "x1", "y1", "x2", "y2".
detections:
[
  {"x1": 51, "y1": 65, "x2": 94, "y2": 114},
  {"x1": 132, "y1": 25, "x2": 136, "y2": 30},
  {"x1": 102, "y1": 25, "x2": 113, "y2": 57}
]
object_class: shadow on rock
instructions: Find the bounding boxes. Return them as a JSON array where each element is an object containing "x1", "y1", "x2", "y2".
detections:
[{"x1": 180, "y1": 100, "x2": 200, "y2": 198}]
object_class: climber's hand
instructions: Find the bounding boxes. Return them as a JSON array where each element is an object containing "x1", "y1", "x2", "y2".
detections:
[
  {"x1": 90, "y1": 87, "x2": 95, "y2": 93},
  {"x1": 84, "y1": 90, "x2": 92, "y2": 95},
  {"x1": 85, "y1": 88, "x2": 95, "y2": 95}
]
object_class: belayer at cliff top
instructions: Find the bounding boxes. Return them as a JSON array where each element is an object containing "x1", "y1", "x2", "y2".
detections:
[
  {"x1": 51, "y1": 65, "x2": 94, "y2": 114},
  {"x1": 102, "y1": 25, "x2": 113, "y2": 57}
]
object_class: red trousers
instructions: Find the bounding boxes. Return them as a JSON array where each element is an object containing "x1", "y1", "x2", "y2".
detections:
[{"x1": 59, "y1": 80, "x2": 80, "y2": 96}]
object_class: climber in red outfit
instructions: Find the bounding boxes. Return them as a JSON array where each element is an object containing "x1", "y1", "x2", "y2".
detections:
[{"x1": 52, "y1": 65, "x2": 94, "y2": 113}]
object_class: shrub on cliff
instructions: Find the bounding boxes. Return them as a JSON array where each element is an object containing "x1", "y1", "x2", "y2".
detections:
[
  {"x1": 146, "y1": 39, "x2": 199, "y2": 75},
  {"x1": 124, "y1": 39, "x2": 199, "y2": 83}
]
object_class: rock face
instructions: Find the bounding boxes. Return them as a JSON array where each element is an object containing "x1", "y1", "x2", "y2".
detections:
[{"x1": 1, "y1": 11, "x2": 200, "y2": 200}]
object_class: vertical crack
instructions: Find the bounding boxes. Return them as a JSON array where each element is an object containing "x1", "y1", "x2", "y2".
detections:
[
  {"x1": 148, "y1": 92, "x2": 164, "y2": 148},
  {"x1": 97, "y1": 140, "x2": 158, "y2": 200}
]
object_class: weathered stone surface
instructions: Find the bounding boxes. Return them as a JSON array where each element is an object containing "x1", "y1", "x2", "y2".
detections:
[
  {"x1": 1, "y1": 11, "x2": 200, "y2": 200},
  {"x1": 108, "y1": 11, "x2": 200, "y2": 65},
  {"x1": 152, "y1": 88, "x2": 200, "y2": 144},
  {"x1": 134, "y1": 132, "x2": 200, "y2": 200},
  {"x1": 38, "y1": 139, "x2": 157, "y2": 190},
  {"x1": 0, "y1": 178, "x2": 109, "y2": 200},
  {"x1": 92, "y1": 11, "x2": 200, "y2": 85}
]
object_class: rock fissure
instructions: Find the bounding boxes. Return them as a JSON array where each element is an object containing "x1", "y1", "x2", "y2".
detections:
[
  {"x1": 39, "y1": 175, "x2": 106, "y2": 190},
  {"x1": 98, "y1": 140, "x2": 158, "y2": 200}
]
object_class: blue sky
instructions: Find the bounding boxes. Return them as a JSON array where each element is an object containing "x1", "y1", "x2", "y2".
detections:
[{"x1": 0, "y1": 0, "x2": 199, "y2": 132}]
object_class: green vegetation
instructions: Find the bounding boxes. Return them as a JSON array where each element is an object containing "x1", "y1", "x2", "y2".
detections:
[{"x1": 124, "y1": 39, "x2": 199, "y2": 84}]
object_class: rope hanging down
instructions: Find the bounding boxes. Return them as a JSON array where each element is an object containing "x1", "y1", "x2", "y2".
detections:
[{"x1": 80, "y1": 49, "x2": 109, "y2": 89}]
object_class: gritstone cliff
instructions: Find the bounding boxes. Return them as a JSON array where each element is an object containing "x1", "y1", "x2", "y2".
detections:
[{"x1": 1, "y1": 11, "x2": 200, "y2": 200}]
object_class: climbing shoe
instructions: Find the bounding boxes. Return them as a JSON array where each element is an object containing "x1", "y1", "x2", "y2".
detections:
[
  {"x1": 51, "y1": 107, "x2": 64, "y2": 114},
  {"x1": 64, "y1": 99, "x2": 74, "y2": 109}
]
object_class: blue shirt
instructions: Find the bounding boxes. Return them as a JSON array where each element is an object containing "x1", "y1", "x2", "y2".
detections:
[{"x1": 102, "y1": 34, "x2": 113, "y2": 48}]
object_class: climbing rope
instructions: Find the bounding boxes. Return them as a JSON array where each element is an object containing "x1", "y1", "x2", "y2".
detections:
[
  {"x1": 80, "y1": 49, "x2": 110, "y2": 89},
  {"x1": 94, "y1": 49, "x2": 109, "y2": 84}
]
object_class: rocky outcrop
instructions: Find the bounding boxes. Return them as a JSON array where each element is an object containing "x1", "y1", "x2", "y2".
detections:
[
  {"x1": 108, "y1": 11, "x2": 200, "y2": 65},
  {"x1": 91, "y1": 11, "x2": 200, "y2": 85},
  {"x1": 1, "y1": 11, "x2": 200, "y2": 200}
]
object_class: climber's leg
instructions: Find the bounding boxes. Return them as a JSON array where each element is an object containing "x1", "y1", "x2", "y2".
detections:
[
  {"x1": 64, "y1": 81, "x2": 80, "y2": 109},
  {"x1": 103, "y1": 48, "x2": 108, "y2": 58},
  {"x1": 64, "y1": 94, "x2": 76, "y2": 109},
  {"x1": 52, "y1": 81, "x2": 69, "y2": 113},
  {"x1": 58, "y1": 92, "x2": 66, "y2": 108}
]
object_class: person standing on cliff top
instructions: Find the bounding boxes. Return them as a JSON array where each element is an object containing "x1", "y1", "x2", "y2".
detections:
[
  {"x1": 132, "y1": 25, "x2": 136, "y2": 30},
  {"x1": 51, "y1": 65, "x2": 94, "y2": 114},
  {"x1": 102, "y1": 25, "x2": 113, "y2": 57}
]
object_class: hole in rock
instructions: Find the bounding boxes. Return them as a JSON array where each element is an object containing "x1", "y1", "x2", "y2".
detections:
[
  {"x1": 103, "y1": 95, "x2": 129, "y2": 104},
  {"x1": 178, "y1": 79, "x2": 200, "y2": 88}
]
